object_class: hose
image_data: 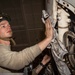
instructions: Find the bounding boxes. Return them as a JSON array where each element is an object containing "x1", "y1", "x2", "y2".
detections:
[{"x1": 63, "y1": 31, "x2": 75, "y2": 69}]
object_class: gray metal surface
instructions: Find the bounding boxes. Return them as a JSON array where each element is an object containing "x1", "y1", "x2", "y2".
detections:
[
  {"x1": 64, "y1": 0, "x2": 75, "y2": 7},
  {"x1": 45, "y1": 0, "x2": 53, "y2": 16}
]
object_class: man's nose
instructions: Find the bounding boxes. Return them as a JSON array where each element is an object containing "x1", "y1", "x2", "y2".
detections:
[{"x1": 7, "y1": 25, "x2": 11, "y2": 29}]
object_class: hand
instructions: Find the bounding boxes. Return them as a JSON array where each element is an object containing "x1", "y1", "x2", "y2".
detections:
[
  {"x1": 45, "y1": 18, "x2": 53, "y2": 41},
  {"x1": 33, "y1": 55, "x2": 51, "y2": 74},
  {"x1": 38, "y1": 18, "x2": 53, "y2": 51},
  {"x1": 41, "y1": 55, "x2": 51, "y2": 65}
]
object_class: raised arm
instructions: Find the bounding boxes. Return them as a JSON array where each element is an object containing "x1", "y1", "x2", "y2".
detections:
[{"x1": 38, "y1": 18, "x2": 53, "y2": 51}]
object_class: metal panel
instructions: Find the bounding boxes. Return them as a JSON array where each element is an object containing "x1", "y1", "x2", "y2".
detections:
[{"x1": 64, "y1": 0, "x2": 75, "y2": 7}]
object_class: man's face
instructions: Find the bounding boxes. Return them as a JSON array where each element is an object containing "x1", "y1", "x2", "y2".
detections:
[{"x1": 0, "y1": 20, "x2": 12, "y2": 38}]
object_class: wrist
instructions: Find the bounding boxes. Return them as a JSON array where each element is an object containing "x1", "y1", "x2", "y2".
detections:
[
  {"x1": 39, "y1": 62, "x2": 45, "y2": 68},
  {"x1": 45, "y1": 37, "x2": 52, "y2": 43}
]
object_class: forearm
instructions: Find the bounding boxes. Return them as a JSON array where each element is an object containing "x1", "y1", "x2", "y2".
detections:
[
  {"x1": 36, "y1": 64, "x2": 43, "y2": 74},
  {"x1": 32, "y1": 64, "x2": 43, "y2": 75},
  {"x1": 32, "y1": 55, "x2": 50, "y2": 75},
  {"x1": 38, "y1": 38, "x2": 51, "y2": 51}
]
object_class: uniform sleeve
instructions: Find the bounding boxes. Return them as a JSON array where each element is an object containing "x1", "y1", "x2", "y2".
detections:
[{"x1": 0, "y1": 44, "x2": 42, "y2": 70}]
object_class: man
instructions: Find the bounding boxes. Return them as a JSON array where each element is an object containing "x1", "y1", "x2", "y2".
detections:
[{"x1": 0, "y1": 13, "x2": 53, "y2": 73}]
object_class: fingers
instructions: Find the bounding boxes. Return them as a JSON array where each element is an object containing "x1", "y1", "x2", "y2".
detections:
[
  {"x1": 45, "y1": 18, "x2": 52, "y2": 30},
  {"x1": 45, "y1": 18, "x2": 53, "y2": 39},
  {"x1": 45, "y1": 18, "x2": 51, "y2": 26}
]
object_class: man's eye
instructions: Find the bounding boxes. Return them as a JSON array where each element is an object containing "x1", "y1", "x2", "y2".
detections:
[{"x1": 1, "y1": 25, "x2": 5, "y2": 28}]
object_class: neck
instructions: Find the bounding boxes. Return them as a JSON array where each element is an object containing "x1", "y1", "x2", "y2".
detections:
[{"x1": 0, "y1": 39, "x2": 10, "y2": 45}]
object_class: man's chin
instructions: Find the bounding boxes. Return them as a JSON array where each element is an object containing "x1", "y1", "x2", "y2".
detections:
[{"x1": 8, "y1": 34, "x2": 13, "y2": 37}]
